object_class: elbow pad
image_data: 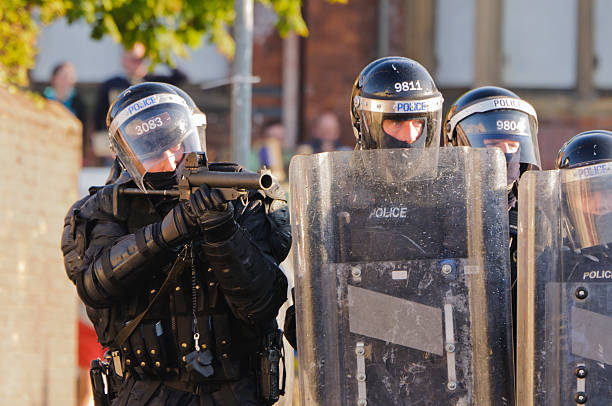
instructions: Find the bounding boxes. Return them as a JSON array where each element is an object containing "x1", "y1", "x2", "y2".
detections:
[
  {"x1": 77, "y1": 204, "x2": 192, "y2": 308},
  {"x1": 77, "y1": 223, "x2": 162, "y2": 307}
]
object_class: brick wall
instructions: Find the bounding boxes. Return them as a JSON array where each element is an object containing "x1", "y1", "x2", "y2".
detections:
[
  {"x1": 252, "y1": 0, "x2": 407, "y2": 148},
  {"x1": 527, "y1": 95, "x2": 612, "y2": 170},
  {"x1": 301, "y1": 0, "x2": 379, "y2": 148},
  {"x1": 252, "y1": 4, "x2": 284, "y2": 141},
  {"x1": 0, "y1": 87, "x2": 81, "y2": 405}
]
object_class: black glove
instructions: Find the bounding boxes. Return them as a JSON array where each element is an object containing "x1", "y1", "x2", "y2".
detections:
[
  {"x1": 185, "y1": 184, "x2": 237, "y2": 242},
  {"x1": 283, "y1": 304, "x2": 297, "y2": 350},
  {"x1": 283, "y1": 288, "x2": 297, "y2": 350}
]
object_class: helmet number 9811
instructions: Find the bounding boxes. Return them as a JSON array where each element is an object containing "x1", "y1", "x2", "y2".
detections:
[
  {"x1": 136, "y1": 116, "x2": 164, "y2": 135},
  {"x1": 395, "y1": 81, "x2": 423, "y2": 92}
]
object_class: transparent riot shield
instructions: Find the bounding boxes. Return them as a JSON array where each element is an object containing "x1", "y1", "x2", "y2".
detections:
[
  {"x1": 290, "y1": 147, "x2": 514, "y2": 405},
  {"x1": 517, "y1": 163, "x2": 612, "y2": 405}
]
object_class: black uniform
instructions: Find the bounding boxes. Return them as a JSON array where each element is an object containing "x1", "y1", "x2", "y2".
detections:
[{"x1": 61, "y1": 165, "x2": 291, "y2": 406}]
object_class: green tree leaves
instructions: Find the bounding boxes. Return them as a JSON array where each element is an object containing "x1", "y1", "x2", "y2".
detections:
[
  {"x1": 0, "y1": 1, "x2": 39, "y2": 86},
  {"x1": 1, "y1": 0, "x2": 346, "y2": 87}
]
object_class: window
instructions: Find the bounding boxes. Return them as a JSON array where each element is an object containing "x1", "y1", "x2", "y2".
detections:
[
  {"x1": 594, "y1": 0, "x2": 612, "y2": 88},
  {"x1": 502, "y1": 0, "x2": 577, "y2": 88},
  {"x1": 435, "y1": 0, "x2": 475, "y2": 87}
]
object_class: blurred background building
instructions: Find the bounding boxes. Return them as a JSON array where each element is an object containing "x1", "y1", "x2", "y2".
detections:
[{"x1": 31, "y1": 0, "x2": 612, "y2": 172}]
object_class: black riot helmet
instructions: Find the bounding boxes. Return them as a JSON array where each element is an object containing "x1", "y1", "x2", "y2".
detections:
[
  {"x1": 444, "y1": 86, "x2": 541, "y2": 188},
  {"x1": 350, "y1": 57, "x2": 444, "y2": 150},
  {"x1": 555, "y1": 130, "x2": 612, "y2": 169},
  {"x1": 556, "y1": 131, "x2": 612, "y2": 248},
  {"x1": 107, "y1": 82, "x2": 207, "y2": 191}
]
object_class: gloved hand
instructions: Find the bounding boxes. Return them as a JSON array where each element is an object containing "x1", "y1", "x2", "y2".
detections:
[
  {"x1": 184, "y1": 184, "x2": 232, "y2": 227},
  {"x1": 283, "y1": 288, "x2": 297, "y2": 350},
  {"x1": 184, "y1": 184, "x2": 237, "y2": 242},
  {"x1": 157, "y1": 185, "x2": 234, "y2": 247}
]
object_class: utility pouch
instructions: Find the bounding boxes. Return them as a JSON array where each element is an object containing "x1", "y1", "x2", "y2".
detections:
[
  {"x1": 257, "y1": 329, "x2": 285, "y2": 405},
  {"x1": 90, "y1": 351, "x2": 123, "y2": 406},
  {"x1": 90, "y1": 358, "x2": 112, "y2": 406}
]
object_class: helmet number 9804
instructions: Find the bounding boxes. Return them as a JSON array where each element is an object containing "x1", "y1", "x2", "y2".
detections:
[
  {"x1": 496, "y1": 120, "x2": 525, "y2": 133},
  {"x1": 395, "y1": 81, "x2": 422, "y2": 92},
  {"x1": 136, "y1": 117, "x2": 164, "y2": 135}
]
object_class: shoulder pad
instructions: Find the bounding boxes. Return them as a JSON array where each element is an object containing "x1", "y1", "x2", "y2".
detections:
[
  {"x1": 87, "y1": 167, "x2": 132, "y2": 196},
  {"x1": 104, "y1": 158, "x2": 125, "y2": 185},
  {"x1": 62, "y1": 195, "x2": 92, "y2": 280},
  {"x1": 80, "y1": 184, "x2": 129, "y2": 221},
  {"x1": 63, "y1": 195, "x2": 91, "y2": 243},
  {"x1": 107, "y1": 169, "x2": 132, "y2": 186}
]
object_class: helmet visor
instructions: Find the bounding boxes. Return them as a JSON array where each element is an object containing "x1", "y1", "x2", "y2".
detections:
[
  {"x1": 456, "y1": 110, "x2": 540, "y2": 168},
  {"x1": 109, "y1": 93, "x2": 205, "y2": 191},
  {"x1": 562, "y1": 163, "x2": 612, "y2": 248},
  {"x1": 356, "y1": 95, "x2": 443, "y2": 149}
]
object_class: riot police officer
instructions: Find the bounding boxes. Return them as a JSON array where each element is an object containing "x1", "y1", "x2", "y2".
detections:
[
  {"x1": 515, "y1": 130, "x2": 612, "y2": 404},
  {"x1": 443, "y1": 86, "x2": 541, "y2": 347},
  {"x1": 556, "y1": 129, "x2": 612, "y2": 170},
  {"x1": 553, "y1": 130, "x2": 612, "y2": 403},
  {"x1": 284, "y1": 56, "x2": 446, "y2": 348},
  {"x1": 287, "y1": 58, "x2": 514, "y2": 405},
  {"x1": 61, "y1": 82, "x2": 291, "y2": 405},
  {"x1": 343, "y1": 56, "x2": 464, "y2": 262}
]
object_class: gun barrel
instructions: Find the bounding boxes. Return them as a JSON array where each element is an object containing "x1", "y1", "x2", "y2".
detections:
[
  {"x1": 187, "y1": 170, "x2": 273, "y2": 190},
  {"x1": 117, "y1": 169, "x2": 274, "y2": 197},
  {"x1": 120, "y1": 189, "x2": 180, "y2": 196}
]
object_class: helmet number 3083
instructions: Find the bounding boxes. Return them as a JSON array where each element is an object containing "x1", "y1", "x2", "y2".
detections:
[
  {"x1": 136, "y1": 116, "x2": 164, "y2": 136},
  {"x1": 394, "y1": 80, "x2": 423, "y2": 92}
]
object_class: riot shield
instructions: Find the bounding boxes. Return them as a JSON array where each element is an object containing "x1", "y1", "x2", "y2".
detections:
[
  {"x1": 289, "y1": 147, "x2": 513, "y2": 405},
  {"x1": 517, "y1": 163, "x2": 612, "y2": 405}
]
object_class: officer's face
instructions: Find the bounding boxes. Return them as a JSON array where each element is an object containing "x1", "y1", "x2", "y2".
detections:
[
  {"x1": 483, "y1": 138, "x2": 520, "y2": 154},
  {"x1": 145, "y1": 143, "x2": 185, "y2": 173},
  {"x1": 382, "y1": 118, "x2": 425, "y2": 144},
  {"x1": 582, "y1": 189, "x2": 612, "y2": 215}
]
